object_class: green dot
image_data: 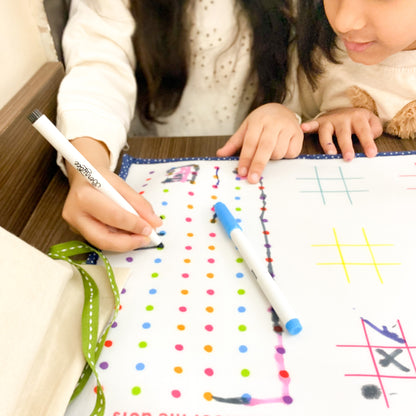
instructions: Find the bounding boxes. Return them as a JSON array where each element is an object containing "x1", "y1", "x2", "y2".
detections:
[
  {"x1": 236, "y1": 258, "x2": 243, "y2": 263},
  {"x1": 163, "y1": 189, "x2": 169, "y2": 193},
  {"x1": 237, "y1": 289, "x2": 245, "y2": 295},
  {"x1": 131, "y1": 386, "x2": 141, "y2": 395},
  {"x1": 235, "y1": 186, "x2": 241, "y2": 190},
  {"x1": 238, "y1": 324, "x2": 247, "y2": 332},
  {"x1": 151, "y1": 272, "x2": 159, "y2": 278},
  {"x1": 160, "y1": 215, "x2": 166, "y2": 219},
  {"x1": 146, "y1": 305, "x2": 154, "y2": 311},
  {"x1": 241, "y1": 369, "x2": 250, "y2": 377},
  {"x1": 138, "y1": 341, "x2": 147, "y2": 348},
  {"x1": 235, "y1": 207, "x2": 241, "y2": 211}
]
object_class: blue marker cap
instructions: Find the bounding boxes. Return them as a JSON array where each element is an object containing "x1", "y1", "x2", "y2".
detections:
[
  {"x1": 286, "y1": 318, "x2": 303, "y2": 335},
  {"x1": 214, "y1": 202, "x2": 242, "y2": 237}
]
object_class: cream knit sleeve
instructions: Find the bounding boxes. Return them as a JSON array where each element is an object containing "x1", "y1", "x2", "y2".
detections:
[{"x1": 56, "y1": 0, "x2": 136, "y2": 173}]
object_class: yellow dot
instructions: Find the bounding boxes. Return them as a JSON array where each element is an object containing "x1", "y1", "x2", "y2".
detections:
[
  {"x1": 204, "y1": 345, "x2": 213, "y2": 352},
  {"x1": 184, "y1": 258, "x2": 191, "y2": 263},
  {"x1": 206, "y1": 306, "x2": 214, "y2": 313},
  {"x1": 181, "y1": 289, "x2": 189, "y2": 295},
  {"x1": 204, "y1": 392, "x2": 213, "y2": 401},
  {"x1": 174, "y1": 367, "x2": 183, "y2": 374},
  {"x1": 206, "y1": 273, "x2": 214, "y2": 279},
  {"x1": 177, "y1": 324, "x2": 186, "y2": 331}
]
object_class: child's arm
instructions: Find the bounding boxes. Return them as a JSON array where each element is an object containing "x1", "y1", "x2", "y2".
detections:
[
  {"x1": 301, "y1": 108, "x2": 383, "y2": 160},
  {"x1": 63, "y1": 137, "x2": 162, "y2": 252},
  {"x1": 216, "y1": 103, "x2": 304, "y2": 183}
]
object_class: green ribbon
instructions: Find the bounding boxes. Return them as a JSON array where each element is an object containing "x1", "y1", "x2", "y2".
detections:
[{"x1": 48, "y1": 241, "x2": 120, "y2": 416}]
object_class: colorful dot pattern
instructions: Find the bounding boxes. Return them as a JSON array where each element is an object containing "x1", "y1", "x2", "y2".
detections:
[{"x1": 67, "y1": 159, "x2": 293, "y2": 415}]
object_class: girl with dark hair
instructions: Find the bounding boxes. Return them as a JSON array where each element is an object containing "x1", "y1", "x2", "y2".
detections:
[
  {"x1": 297, "y1": 0, "x2": 416, "y2": 160},
  {"x1": 57, "y1": 0, "x2": 302, "y2": 251}
]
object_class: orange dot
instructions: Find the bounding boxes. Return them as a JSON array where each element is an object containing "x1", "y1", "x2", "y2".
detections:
[
  {"x1": 208, "y1": 245, "x2": 215, "y2": 250},
  {"x1": 174, "y1": 366, "x2": 183, "y2": 374},
  {"x1": 177, "y1": 324, "x2": 186, "y2": 331},
  {"x1": 187, "y1": 232, "x2": 194, "y2": 237},
  {"x1": 206, "y1": 273, "x2": 214, "y2": 279},
  {"x1": 181, "y1": 289, "x2": 189, "y2": 295},
  {"x1": 204, "y1": 392, "x2": 213, "y2": 401},
  {"x1": 204, "y1": 345, "x2": 213, "y2": 352},
  {"x1": 206, "y1": 306, "x2": 214, "y2": 313},
  {"x1": 184, "y1": 258, "x2": 191, "y2": 263},
  {"x1": 211, "y1": 195, "x2": 218, "y2": 200},
  {"x1": 187, "y1": 204, "x2": 194, "y2": 209}
]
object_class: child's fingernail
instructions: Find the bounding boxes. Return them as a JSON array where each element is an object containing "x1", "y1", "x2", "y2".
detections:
[
  {"x1": 239, "y1": 167, "x2": 247, "y2": 177},
  {"x1": 142, "y1": 226, "x2": 152, "y2": 236},
  {"x1": 250, "y1": 173, "x2": 259, "y2": 183}
]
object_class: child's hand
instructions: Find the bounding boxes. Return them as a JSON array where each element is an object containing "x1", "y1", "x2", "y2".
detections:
[
  {"x1": 301, "y1": 108, "x2": 383, "y2": 161},
  {"x1": 63, "y1": 138, "x2": 162, "y2": 252},
  {"x1": 216, "y1": 103, "x2": 304, "y2": 183}
]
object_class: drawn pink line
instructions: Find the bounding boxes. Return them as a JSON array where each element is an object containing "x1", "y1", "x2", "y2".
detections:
[
  {"x1": 361, "y1": 318, "x2": 389, "y2": 408},
  {"x1": 398, "y1": 320, "x2": 416, "y2": 373},
  {"x1": 336, "y1": 344, "x2": 416, "y2": 349},
  {"x1": 345, "y1": 374, "x2": 416, "y2": 380}
]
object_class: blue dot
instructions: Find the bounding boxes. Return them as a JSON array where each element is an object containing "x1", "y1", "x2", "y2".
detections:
[
  {"x1": 158, "y1": 230, "x2": 166, "y2": 236},
  {"x1": 238, "y1": 306, "x2": 246, "y2": 313},
  {"x1": 236, "y1": 272, "x2": 244, "y2": 278},
  {"x1": 154, "y1": 258, "x2": 162, "y2": 264},
  {"x1": 142, "y1": 322, "x2": 151, "y2": 329},
  {"x1": 235, "y1": 196, "x2": 241, "y2": 200},
  {"x1": 136, "y1": 362, "x2": 145, "y2": 371},
  {"x1": 162, "y1": 201, "x2": 168, "y2": 206},
  {"x1": 239, "y1": 345, "x2": 248, "y2": 353},
  {"x1": 149, "y1": 288, "x2": 157, "y2": 294},
  {"x1": 236, "y1": 218, "x2": 242, "y2": 223},
  {"x1": 241, "y1": 393, "x2": 251, "y2": 403}
]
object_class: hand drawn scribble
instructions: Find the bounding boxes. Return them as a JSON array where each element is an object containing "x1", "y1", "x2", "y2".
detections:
[
  {"x1": 337, "y1": 318, "x2": 416, "y2": 408},
  {"x1": 162, "y1": 164, "x2": 199, "y2": 184}
]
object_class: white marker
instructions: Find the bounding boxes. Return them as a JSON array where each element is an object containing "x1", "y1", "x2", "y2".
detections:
[
  {"x1": 28, "y1": 109, "x2": 161, "y2": 247},
  {"x1": 214, "y1": 202, "x2": 302, "y2": 335}
]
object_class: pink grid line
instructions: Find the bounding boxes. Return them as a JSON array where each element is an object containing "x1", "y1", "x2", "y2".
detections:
[{"x1": 336, "y1": 318, "x2": 416, "y2": 408}]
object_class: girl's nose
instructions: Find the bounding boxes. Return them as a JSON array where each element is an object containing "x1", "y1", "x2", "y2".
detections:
[{"x1": 329, "y1": 0, "x2": 367, "y2": 34}]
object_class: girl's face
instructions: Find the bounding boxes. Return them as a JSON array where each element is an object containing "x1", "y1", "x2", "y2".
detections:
[{"x1": 323, "y1": 0, "x2": 416, "y2": 64}]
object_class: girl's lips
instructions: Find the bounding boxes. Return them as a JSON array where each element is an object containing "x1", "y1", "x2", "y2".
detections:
[{"x1": 343, "y1": 39, "x2": 374, "y2": 52}]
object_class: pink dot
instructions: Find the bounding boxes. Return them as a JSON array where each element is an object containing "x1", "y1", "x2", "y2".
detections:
[
  {"x1": 205, "y1": 324, "x2": 214, "y2": 332},
  {"x1": 212, "y1": 185, "x2": 218, "y2": 189},
  {"x1": 172, "y1": 390, "x2": 181, "y2": 398},
  {"x1": 182, "y1": 273, "x2": 189, "y2": 278},
  {"x1": 205, "y1": 368, "x2": 214, "y2": 376},
  {"x1": 209, "y1": 233, "x2": 216, "y2": 237},
  {"x1": 185, "y1": 246, "x2": 192, "y2": 250},
  {"x1": 208, "y1": 258, "x2": 215, "y2": 264},
  {"x1": 179, "y1": 306, "x2": 187, "y2": 312},
  {"x1": 188, "y1": 191, "x2": 194, "y2": 196},
  {"x1": 207, "y1": 289, "x2": 215, "y2": 295},
  {"x1": 185, "y1": 217, "x2": 192, "y2": 222},
  {"x1": 175, "y1": 344, "x2": 184, "y2": 351}
]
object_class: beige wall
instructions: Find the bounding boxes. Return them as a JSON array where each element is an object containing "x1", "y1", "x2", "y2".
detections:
[{"x1": 0, "y1": 0, "x2": 57, "y2": 109}]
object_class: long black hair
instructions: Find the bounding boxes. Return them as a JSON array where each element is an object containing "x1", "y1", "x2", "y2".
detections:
[
  {"x1": 130, "y1": 0, "x2": 294, "y2": 125},
  {"x1": 296, "y1": 0, "x2": 338, "y2": 89}
]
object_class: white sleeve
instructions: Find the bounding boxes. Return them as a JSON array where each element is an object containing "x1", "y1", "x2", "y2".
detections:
[{"x1": 56, "y1": 0, "x2": 136, "y2": 173}]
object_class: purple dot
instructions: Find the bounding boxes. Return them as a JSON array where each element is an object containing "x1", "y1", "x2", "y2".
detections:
[
  {"x1": 283, "y1": 395, "x2": 293, "y2": 404},
  {"x1": 99, "y1": 362, "x2": 109, "y2": 370},
  {"x1": 126, "y1": 257, "x2": 133, "y2": 262},
  {"x1": 276, "y1": 346, "x2": 286, "y2": 354},
  {"x1": 262, "y1": 218, "x2": 268, "y2": 222},
  {"x1": 121, "y1": 288, "x2": 127, "y2": 294},
  {"x1": 111, "y1": 322, "x2": 118, "y2": 328},
  {"x1": 264, "y1": 244, "x2": 271, "y2": 248}
]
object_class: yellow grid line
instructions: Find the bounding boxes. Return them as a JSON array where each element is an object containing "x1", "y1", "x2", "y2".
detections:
[{"x1": 313, "y1": 228, "x2": 400, "y2": 284}]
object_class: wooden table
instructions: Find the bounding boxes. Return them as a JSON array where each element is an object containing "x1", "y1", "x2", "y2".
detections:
[{"x1": 11, "y1": 134, "x2": 416, "y2": 253}]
